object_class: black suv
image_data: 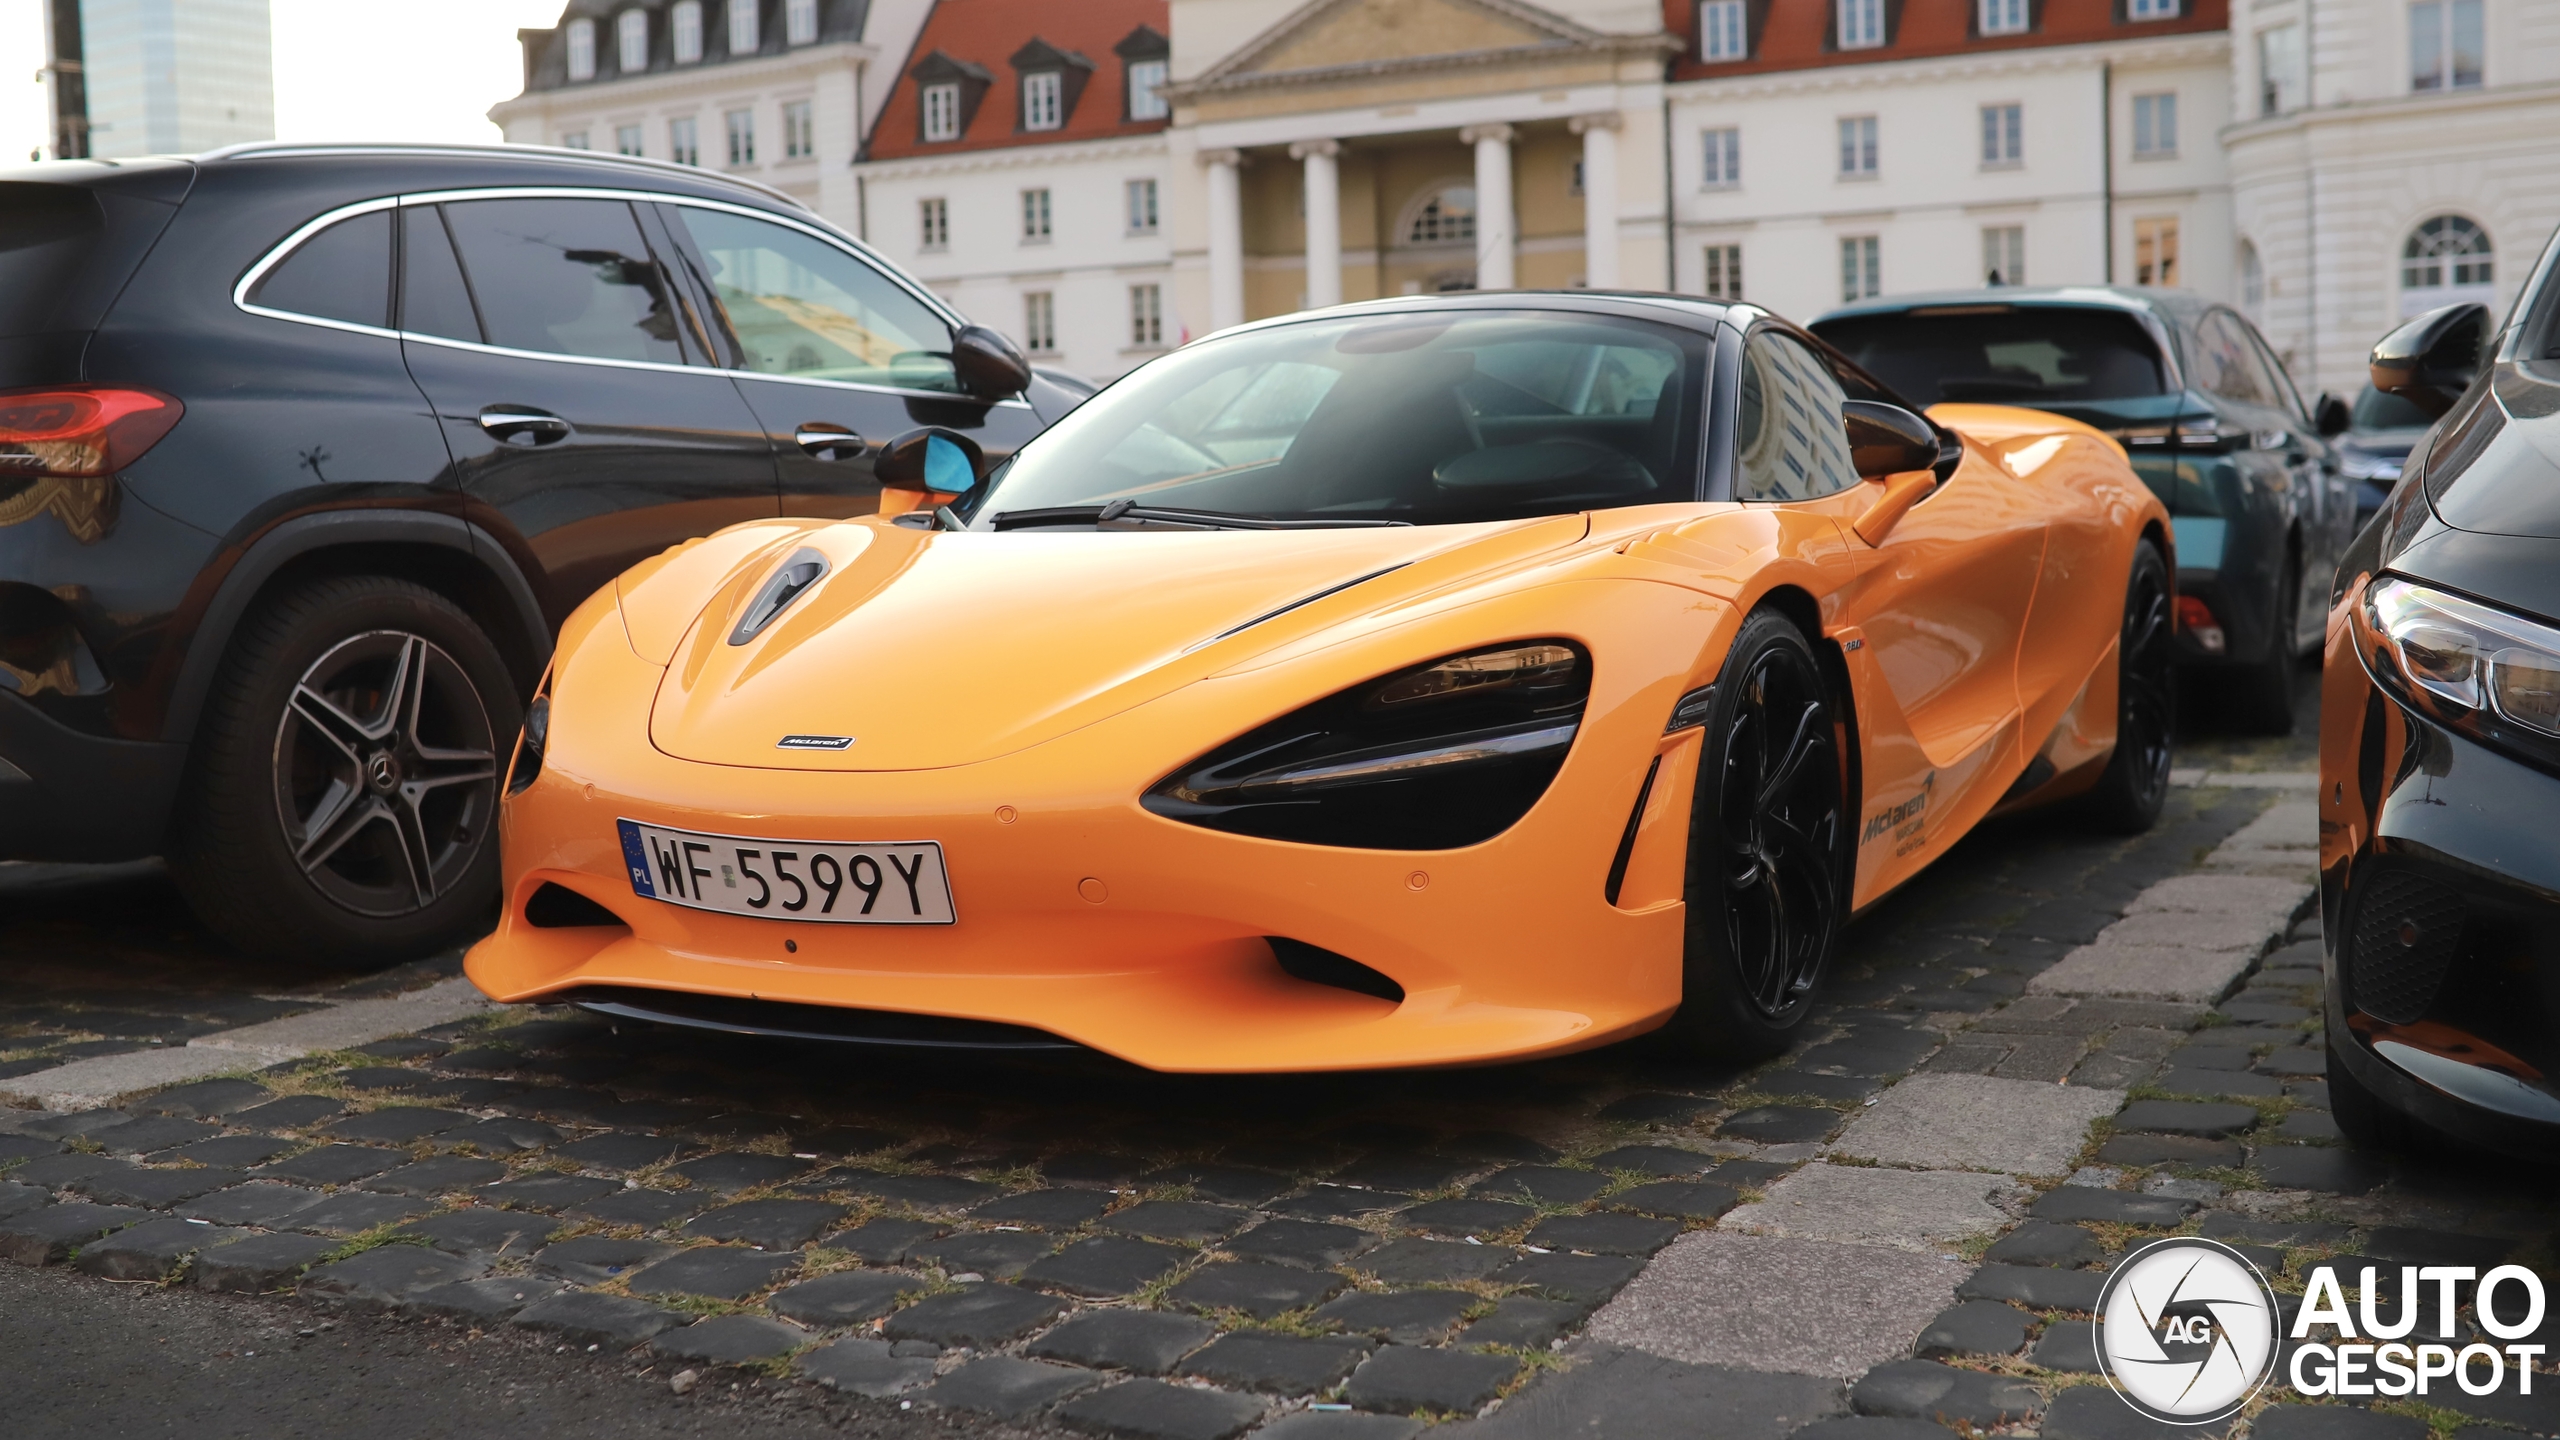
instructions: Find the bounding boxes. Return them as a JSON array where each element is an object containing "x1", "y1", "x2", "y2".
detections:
[
  {"x1": 0, "y1": 143, "x2": 1071, "y2": 959},
  {"x1": 1813, "y1": 288, "x2": 2355, "y2": 732}
]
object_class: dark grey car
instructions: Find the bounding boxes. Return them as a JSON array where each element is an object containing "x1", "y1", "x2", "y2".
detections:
[{"x1": 1811, "y1": 288, "x2": 2353, "y2": 733}]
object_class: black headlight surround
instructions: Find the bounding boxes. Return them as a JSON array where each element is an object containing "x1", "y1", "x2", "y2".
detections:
[
  {"x1": 2355, "y1": 573, "x2": 2560, "y2": 775},
  {"x1": 507, "y1": 670, "x2": 552, "y2": 796},
  {"x1": 1143, "y1": 641, "x2": 1591, "y2": 850}
]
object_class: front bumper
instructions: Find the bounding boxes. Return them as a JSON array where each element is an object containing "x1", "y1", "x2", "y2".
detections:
[
  {"x1": 2318, "y1": 605, "x2": 2560, "y2": 1160},
  {"x1": 0, "y1": 690, "x2": 184, "y2": 861},
  {"x1": 467, "y1": 580, "x2": 1718, "y2": 1073}
]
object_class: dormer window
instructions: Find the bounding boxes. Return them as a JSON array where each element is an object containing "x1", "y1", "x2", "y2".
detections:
[
  {"x1": 1114, "y1": 26, "x2": 1171, "y2": 122},
  {"x1": 1127, "y1": 60, "x2": 1167, "y2": 119},
  {"x1": 617, "y1": 9, "x2": 649, "y2": 72},
  {"x1": 1023, "y1": 71, "x2": 1062, "y2": 130},
  {"x1": 729, "y1": 0, "x2": 759, "y2": 55},
  {"x1": 785, "y1": 0, "x2": 817, "y2": 45},
  {"x1": 566, "y1": 18, "x2": 596, "y2": 80},
  {"x1": 2128, "y1": 0, "x2": 2179, "y2": 17},
  {"x1": 1699, "y1": 0, "x2": 1747, "y2": 59},
  {"x1": 922, "y1": 83, "x2": 961, "y2": 141},
  {"x1": 1838, "y1": 0, "x2": 1884, "y2": 48},
  {"x1": 673, "y1": 1, "x2": 703, "y2": 63},
  {"x1": 1980, "y1": 0, "x2": 2028, "y2": 36}
]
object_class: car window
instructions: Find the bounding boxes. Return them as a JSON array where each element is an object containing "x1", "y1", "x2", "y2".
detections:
[
  {"x1": 665, "y1": 207, "x2": 958, "y2": 394},
  {"x1": 2190, "y1": 310, "x2": 2275, "y2": 407},
  {"x1": 438, "y1": 197, "x2": 690, "y2": 365},
  {"x1": 397, "y1": 205, "x2": 482, "y2": 345},
  {"x1": 2239, "y1": 318, "x2": 2308, "y2": 421},
  {"x1": 2352, "y1": 383, "x2": 2434, "y2": 431},
  {"x1": 249, "y1": 209, "x2": 392, "y2": 329},
  {"x1": 967, "y1": 309, "x2": 1701, "y2": 527},
  {"x1": 1735, "y1": 331, "x2": 1861, "y2": 503},
  {"x1": 1812, "y1": 307, "x2": 2166, "y2": 406}
]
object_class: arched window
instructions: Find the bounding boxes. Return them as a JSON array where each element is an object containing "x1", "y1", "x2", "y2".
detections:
[
  {"x1": 2239, "y1": 239, "x2": 2265, "y2": 316},
  {"x1": 2400, "y1": 215, "x2": 2495, "y2": 317},
  {"x1": 617, "y1": 9, "x2": 649, "y2": 73},
  {"x1": 1408, "y1": 185, "x2": 1476, "y2": 245},
  {"x1": 672, "y1": 1, "x2": 703, "y2": 63},
  {"x1": 565, "y1": 18, "x2": 596, "y2": 80}
]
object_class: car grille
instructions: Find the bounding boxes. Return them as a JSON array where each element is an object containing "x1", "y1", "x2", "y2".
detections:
[{"x1": 2346, "y1": 867, "x2": 2467, "y2": 1025}]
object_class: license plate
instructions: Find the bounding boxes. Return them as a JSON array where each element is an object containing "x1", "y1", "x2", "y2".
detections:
[{"x1": 616, "y1": 820, "x2": 956, "y2": 924}]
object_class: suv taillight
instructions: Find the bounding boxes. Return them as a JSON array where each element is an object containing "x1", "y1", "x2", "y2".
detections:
[{"x1": 0, "y1": 386, "x2": 183, "y2": 478}]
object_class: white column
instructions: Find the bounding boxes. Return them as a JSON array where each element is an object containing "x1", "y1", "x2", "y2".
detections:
[
  {"x1": 1461, "y1": 123, "x2": 1515, "y2": 290},
  {"x1": 1570, "y1": 113, "x2": 1622, "y2": 290},
  {"x1": 1202, "y1": 148, "x2": 1245, "y2": 332},
  {"x1": 1291, "y1": 138, "x2": 1342, "y2": 310}
]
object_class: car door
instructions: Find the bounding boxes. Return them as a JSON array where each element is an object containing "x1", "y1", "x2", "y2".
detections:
[
  {"x1": 2238, "y1": 312, "x2": 2351, "y2": 647},
  {"x1": 397, "y1": 194, "x2": 780, "y2": 626},
  {"x1": 1731, "y1": 328, "x2": 2047, "y2": 902},
  {"x1": 647, "y1": 201, "x2": 1046, "y2": 517}
]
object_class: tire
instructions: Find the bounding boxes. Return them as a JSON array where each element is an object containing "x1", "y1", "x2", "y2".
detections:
[
  {"x1": 2084, "y1": 539, "x2": 2174, "y2": 834},
  {"x1": 2327, "y1": 1040, "x2": 2425, "y2": 1155},
  {"x1": 169, "y1": 575, "x2": 519, "y2": 961},
  {"x1": 1662, "y1": 608, "x2": 1851, "y2": 1060},
  {"x1": 2229, "y1": 550, "x2": 2301, "y2": 736}
]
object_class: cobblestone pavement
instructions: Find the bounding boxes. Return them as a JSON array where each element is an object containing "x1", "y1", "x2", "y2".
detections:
[{"x1": 3, "y1": 668, "x2": 2556, "y2": 1440}]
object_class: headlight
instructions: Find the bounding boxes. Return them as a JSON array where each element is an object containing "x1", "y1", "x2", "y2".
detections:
[
  {"x1": 507, "y1": 678, "x2": 551, "y2": 796},
  {"x1": 2357, "y1": 576, "x2": 2560, "y2": 763},
  {"x1": 1143, "y1": 641, "x2": 1590, "y2": 849}
]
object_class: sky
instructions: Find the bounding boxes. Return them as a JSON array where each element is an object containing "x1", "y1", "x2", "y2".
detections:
[{"x1": 0, "y1": 0, "x2": 562, "y2": 162}]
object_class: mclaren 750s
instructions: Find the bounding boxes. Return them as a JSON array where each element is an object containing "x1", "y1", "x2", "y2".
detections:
[{"x1": 466, "y1": 293, "x2": 2175, "y2": 1072}]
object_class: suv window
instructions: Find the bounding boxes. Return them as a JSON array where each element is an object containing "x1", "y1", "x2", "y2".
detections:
[
  {"x1": 1736, "y1": 331, "x2": 1860, "y2": 502},
  {"x1": 665, "y1": 207, "x2": 958, "y2": 393},
  {"x1": 249, "y1": 209, "x2": 393, "y2": 329},
  {"x1": 2189, "y1": 310, "x2": 2279, "y2": 408},
  {"x1": 1813, "y1": 307, "x2": 2166, "y2": 406},
  {"x1": 397, "y1": 205, "x2": 483, "y2": 344},
  {"x1": 440, "y1": 197, "x2": 690, "y2": 365}
]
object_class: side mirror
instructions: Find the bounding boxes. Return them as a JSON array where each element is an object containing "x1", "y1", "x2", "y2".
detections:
[
  {"x1": 875, "y1": 426, "x2": 985, "y2": 495},
  {"x1": 950, "y1": 324, "x2": 1033, "y2": 401},
  {"x1": 1842, "y1": 400, "x2": 1942, "y2": 480},
  {"x1": 2369, "y1": 303, "x2": 2490, "y2": 420},
  {"x1": 2313, "y1": 392, "x2": 2351, "y2": 437}
]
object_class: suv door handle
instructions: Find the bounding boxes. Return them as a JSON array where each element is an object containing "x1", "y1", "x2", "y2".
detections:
[
  {"x1": 794, "y1": 424, "x2": 864, "y2": 460},
  {"x1": 478, "y1": 408, "x2": 571, "y2": 445}
]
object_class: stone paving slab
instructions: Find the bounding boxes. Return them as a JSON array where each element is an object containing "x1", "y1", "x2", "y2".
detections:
[
  {"x1": 1720, "y1": 1163, "x2": 2019, "y2": 1253},
  {"x1": 1585, "y1": 1232, "x2": 1967, "y2": 1378},
  {"x1": 1829, "y1": 1073, "x2": 2123, "y2": 1177},
  {"x1": 2026, "y1": 944, "x2": 2261, "y2": 1003}
]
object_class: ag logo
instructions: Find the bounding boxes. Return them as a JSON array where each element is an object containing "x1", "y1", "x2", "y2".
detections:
[{"x1": 2095, "y1": 1237, "x2": 2282, "y2": 1424}]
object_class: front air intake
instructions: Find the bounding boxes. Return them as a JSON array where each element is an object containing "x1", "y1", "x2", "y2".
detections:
[
  {"x1": 1268, "y1": 938, "x2": 1404, "y2": 1004},
  {"x1": 2346, "y1": 867, "x2": 2466, "y2": 1025}
]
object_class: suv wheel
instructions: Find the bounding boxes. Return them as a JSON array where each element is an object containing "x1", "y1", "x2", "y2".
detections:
[
  {"x1": 171, "y1": 575, "x2": 519, "y2": 960},
  {"x1": 2230, "y1": 551, "x2": 2301, "y2": 736}
]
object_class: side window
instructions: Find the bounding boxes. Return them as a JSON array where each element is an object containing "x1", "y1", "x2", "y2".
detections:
[
  {"x1": 397, "y1": 205, "x2": 482, "y2": 344},
  {"x1": 248, "y1": 209, "x2": 392, "y2": 328},
  {"x1": 2241, "y1": 319, "x2": 2307, "y2": 420},
  {"x1": 1735, "y1": 331, "x2": 1860, "y2": 502},
  {"x1": 665, "y1": 206, "x2": 958, "y2": 393},
  {"x1": 438, "y1": 197, "x2": 691, "y2": 365},
  {"x1": 2190, "y1": 311, "x2": 2271, "y2": 406}
]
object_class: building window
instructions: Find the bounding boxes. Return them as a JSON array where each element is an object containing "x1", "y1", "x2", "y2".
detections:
[
  {"x1": 2132, "y1": 92, "x2": 2177, "y2": 157},
  {"x1": 1024, "y1": 291, "x2": 1056, "y2": 353},
  {"x1": 2410, "y1": 0, "x2": 2484, "y2": 91},
  {"x1": 1409, "y1": 185, "x2": 1477, "y2": 244},
  {"x1": 922, "y1": 83, "x2": 962, "y2": 142},
  {"x1": 785, "y1": 0, "x2": 817, "y2": 45},
  {"x1": 614, "y1": 123, "x2": 643, "y2": 156},
  {"x1": 1127, "y1": 59, "x2": 1168, "y2": 120},
  {"x1": 1702, "y1": 127, "x2": 1740, "y2": 187},
  {"x1": 1131, "y1": 283, "x2": 1163, "y2": 347},
  {"x1": 1838, "y1": 115, "x2": 1878, "y2": 177},
  {"x1": 561, "y1": 130, "x2": 590, "y2": 149},
  {"x1": 1840, "y1": 235, "x2": 1880, "y2": 301},
  {"x1": 1699, "y1": 0, "x2": 1748, "y2": 59},
  {"x1": 782, "y1": 99, "x2": 813, "y2": 158},
  {"x1": 566, "y1": 18, "x2": 596, "y2": 80},
  {"x1": 1703, "y1": 243, "x2": 1742, "y2": 300},
  {"x1": 1127, "y1": 178, "x2": 1158, "y2": 234},
  {"x1": 1983, "y1": 225, "x2": 2025, "y2": 285},
  {"x1": 1980, "y1": 0, "x2": 2028, "y2": 36},
  {"x1": 1838, "y1": 0, "x2": 1885, "y2": 49},
  {"x1": 1022, "y1": 188, "x2": 1052, "y2": 243},
  {"x1": 2134, "y1": 216, "x2": 2179, "y2": 286},
  {"x1": 2240, "y1": 239, "x2": 2265, "y2": 316},
  {"x1": 2128, "y1": 0, "x2": 2179, "y2": 18},
  {"x1": 919, "y1": 197, "x2": 948, "y2": 250},
  {"x1": 2258, "y1": 25, "x2": 2303, "y2": 115},
  {"x1": 1022, "y1": 71, "x2": 1062, "y2": 131},
  {"x1": 669, "y1": 116, "x2": 699, "y2": 167},
  {"x1": 673, "y1": 0, "x2": 703, "y2": 62},
  {"x1": 1569, "y1": 159, "x2": 1585, "y2": 197},
  {"x1": 729, "y1": 0, "x2": 759, "y2": 55},
  {"x1": 2402, "y1": 215, "x2": 2494, "y2": 294},
  {"x1": 725, "y1": 109, "x2": 755, "y2": 165},
  {"x1": 1980, "y1": 104, "x2": 2021, "y2": 166},
  {"x1": 617, "y1": 9, "x2": 649, "y2": 72}
]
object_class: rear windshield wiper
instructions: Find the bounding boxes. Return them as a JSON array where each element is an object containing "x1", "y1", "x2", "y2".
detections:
[{"x1": 987, "y1": 503, "x2": 1411, "y2": 532}]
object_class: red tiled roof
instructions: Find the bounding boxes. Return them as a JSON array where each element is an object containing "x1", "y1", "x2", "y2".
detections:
[
  {"x1": 865, "y1": 0, "x2": 1170, "y2": 161},
  {"x1": 1664, "y1": 0, "x2": 2226, "y2": 82}
]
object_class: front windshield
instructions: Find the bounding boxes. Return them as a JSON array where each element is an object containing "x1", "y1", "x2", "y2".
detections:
[{"x1": 962, "y1": 310, "x2": 1703, "y2": 528}]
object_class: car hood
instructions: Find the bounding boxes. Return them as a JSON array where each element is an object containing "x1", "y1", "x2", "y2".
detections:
[{"x1": 643, "y1": 514, "x2": 1589, "y2": 771}]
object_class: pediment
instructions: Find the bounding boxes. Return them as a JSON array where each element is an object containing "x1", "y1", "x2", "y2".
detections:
[{"x1": 1219, "y1": 0, "x2": 1588, "y2": 80}]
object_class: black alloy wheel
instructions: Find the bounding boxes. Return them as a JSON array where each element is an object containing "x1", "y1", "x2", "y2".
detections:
[
  {"x1": 2086, "y1": 539, "x2": 2175, "y2": 832},
  {"x1": 1667, "y1": 609, "x2": 1848, "y2": 1057}
]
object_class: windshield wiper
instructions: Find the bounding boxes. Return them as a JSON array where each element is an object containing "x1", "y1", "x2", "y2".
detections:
[{"x1": 987, "y1": 503, "x2": 1411, "y2": 532}]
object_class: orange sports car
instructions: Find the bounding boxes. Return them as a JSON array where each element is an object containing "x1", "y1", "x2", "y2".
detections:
[{"x1": 467, "y1": 294, "x2": 2173, "y2": 1072}]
